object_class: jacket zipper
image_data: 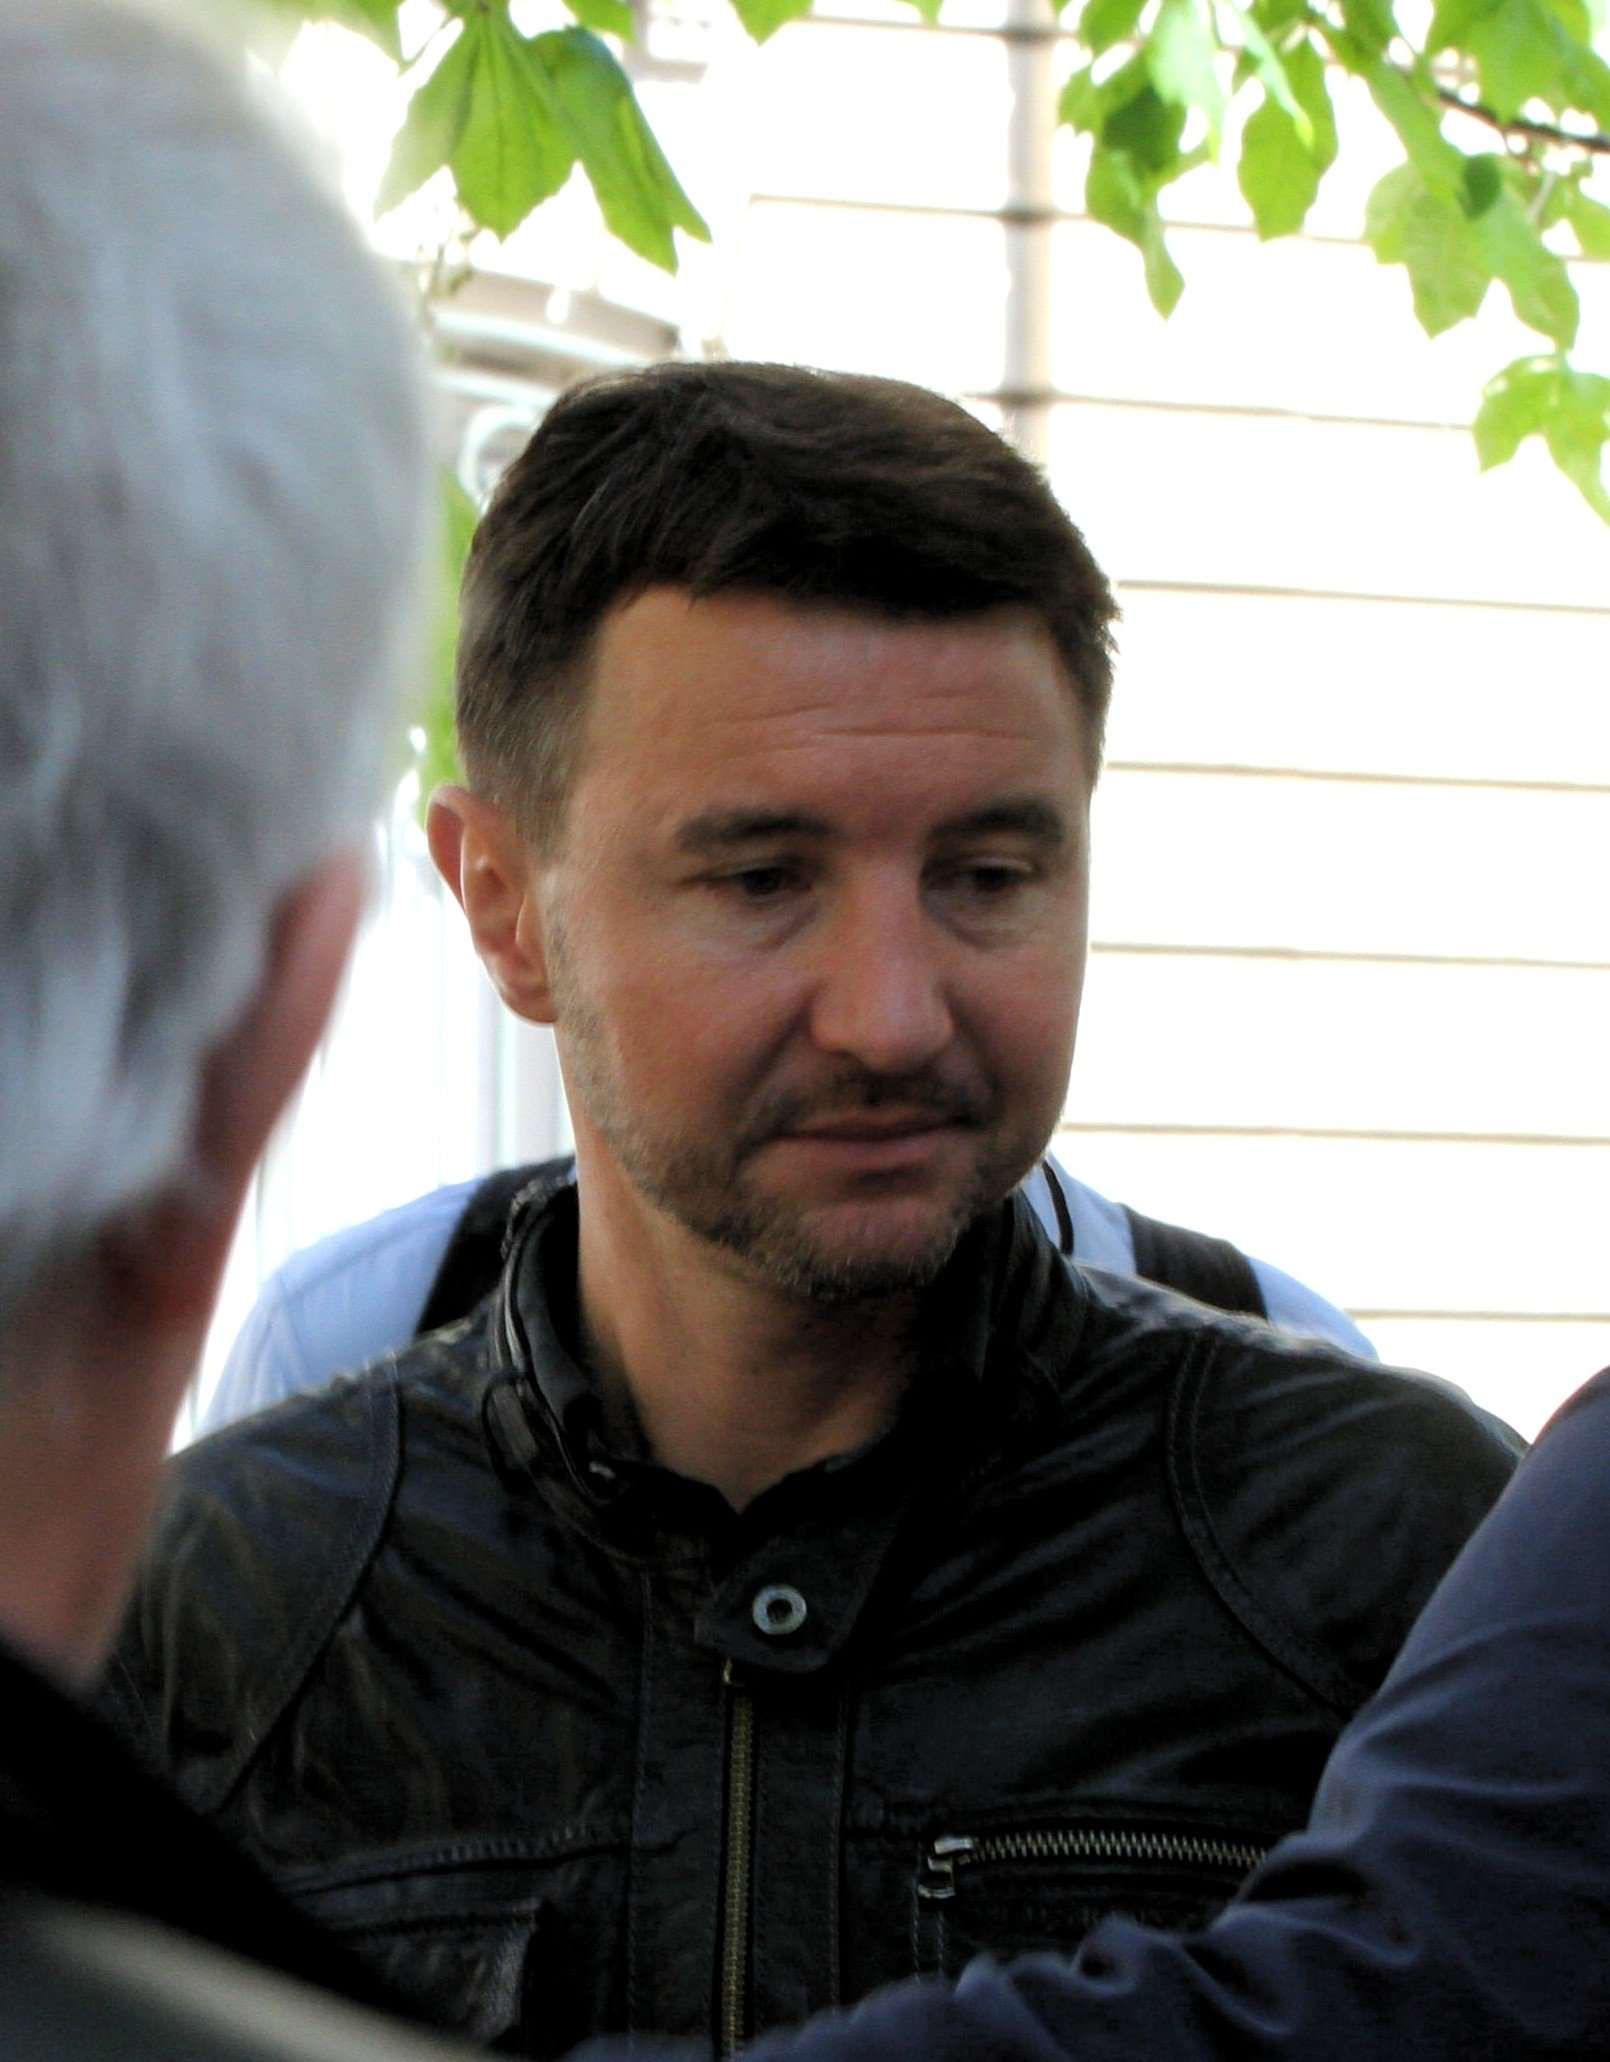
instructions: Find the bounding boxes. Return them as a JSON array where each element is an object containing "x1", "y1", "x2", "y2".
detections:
[
  {"x1": 918, "y1": 1827, "x2": 1270, "y2": 1901},
  {"x1": 717, "y1": 1662, "x2": 757, "y2": 2056}
]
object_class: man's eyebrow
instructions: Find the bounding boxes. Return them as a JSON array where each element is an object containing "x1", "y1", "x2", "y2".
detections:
[
  {"x1": 934, "y1": 798, "x2": 1070, "y2": 845},
  {"x1": 674, "y1": 808, "x2": 831, "y2": 853}
]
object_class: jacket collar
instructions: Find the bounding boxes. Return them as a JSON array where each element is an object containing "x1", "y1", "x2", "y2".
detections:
[
  {"x1": 485, "y1": 1181, "x2": 1084, "y2": 1677},
  {"x1": 492, "y1": 1177, "x2": 1083, "y2": 1500}
]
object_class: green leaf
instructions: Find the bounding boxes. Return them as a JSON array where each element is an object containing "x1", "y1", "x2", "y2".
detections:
[
  {"x1": 1548, "y1": 398, "x2": 1610, "y2": 521},
  {"x1": 1145, "y1": 0, "x2": 1225, "y2": 128},
  {"x1": 1460, "y1": 151, "x2": 1503, "y2": 216},
  {"x1": 1249, "y1": 0, "x2": 1309, "y2": 35},
  {"x1": 1472, "y1": 183, "x2": 1580, "y2": 343},
  {"x1": 1235, "y1": 13, "x2": 1309, "y2": 137},
  {"x1": 1060, "y1": 66, "x2": 1104, "y2": 130},
  {"x1": 1466, "y1": 0, "x2": 1565, "y2": 121},
  {"x1": 1087, "y1": 137, "x2": 1149, "y2": 241},
  {"x1": 1427, "y1": 0, "x2": 1496, "y2": 53},
  {"x1": 1567, "y1": 184, "x2": 1610, "y2": 258},
  {"x1": 1339, "y1": 0, "x2": 1395, "y2": 60},
  {"x1": 1086, "y1": 143, "x2": 1185, "y2": 312},
  {"x1": 339, "y1": 0, "x2": 403, "y2": 54},
  {"x1": 377, "y1": 24, "x2": 479, "y2": 216},
  {"x1": 1361, "y1": 61, "x2": 1465, "y2": 195},
  {"x1": 1105, "y1": 79, "x2": 1189, "y2": 171},
  {"x1": 272, "y1": 0, "x2": 403, "y2": 60},
  {"x1": 1562, "y1": 37, "x2": 1610, "y2": 127},
  {"x1": 1078, "y1": 0, "x2": 1147, "y2": 54},
  {"x1": 728, "y1": 0, "x2": 815, "y2": 39},
  {"x1": 1364, "y1": 161, "x2": 1491, "y2": 333},
  {"x1": 1474, "y1": 354, "x2": 1610, "y2": 519},
  {"x1": 537, "y1": 28, "x2": 710, "y2": 268},
  {"x1": 451, "y1": 14, "x2": 575, "y2": 239},
  {"x1": 564, "y1": 0, "x2": 637, "y2": 34},
  {"x1": 1285, "y1": 39, "x2": 1338, "y2": 164},
  {"x1": 1141, "y1": 215, "x2": 1186, "y2": 310},
  {"x1": 1473, "y1": 353, "x2": 1553, "y2": 465},
  {"x1": 1441, "y1": 0, "x2": 1610, "y2": 127},
  {"x1": 1238, "y1": 92, "x2": 1322, "y2": 236},
  {"x1": 1541, "y1": 0, "x2": 1592, "y2": 39}
]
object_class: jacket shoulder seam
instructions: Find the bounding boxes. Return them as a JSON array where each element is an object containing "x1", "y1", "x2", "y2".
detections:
[
  {"x1": 189, "y1": 1370, "x2": 405, "y2": 1814},
  {"x1": 1166, "y1": 1339, "x2": 1367, "y2": 1717}
]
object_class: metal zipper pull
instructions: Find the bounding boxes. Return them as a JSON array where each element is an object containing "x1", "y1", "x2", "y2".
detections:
[{"x1": 918, "y1": 1835, "x2": 976, "y2": 1902}]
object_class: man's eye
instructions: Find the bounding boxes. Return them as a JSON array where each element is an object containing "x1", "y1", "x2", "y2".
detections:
[
  {"x1": 723, "y1": 865, "x2": 798, "y2": 901},
  {"x1": 949, "y1": 862, "x2": 1030, "y2": 897}
]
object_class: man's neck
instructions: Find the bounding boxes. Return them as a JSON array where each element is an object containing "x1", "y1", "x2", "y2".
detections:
[
  {"x1": 573, "y1": 1167, "x2": 921, "y2": 1513},
  {"x1": 0, "y1": 1287, "x2": 199, "y2": 1687}
]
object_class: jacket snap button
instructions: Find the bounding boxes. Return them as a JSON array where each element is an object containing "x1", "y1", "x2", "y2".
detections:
[{"x1": 751, "y1": 1584, "x2": 808, "y2": 1637}]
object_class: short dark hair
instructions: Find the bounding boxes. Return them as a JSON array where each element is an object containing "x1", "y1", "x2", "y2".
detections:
[{"x1": 456, "y1": 362, "x2": 1117, "y2": 843}]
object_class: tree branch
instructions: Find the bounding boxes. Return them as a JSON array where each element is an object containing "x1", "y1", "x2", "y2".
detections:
[{"x1": 1434, "y1": 82, "x2": 1610, "y2": 156}]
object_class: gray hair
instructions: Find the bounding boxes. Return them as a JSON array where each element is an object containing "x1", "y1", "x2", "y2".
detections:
[{"x1": 0, "y1": 0, "x2": 432, "y2": 1314}]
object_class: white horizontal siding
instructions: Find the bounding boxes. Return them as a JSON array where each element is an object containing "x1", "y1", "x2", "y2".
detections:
[
  {"x1": 1088, "y1": 769, "x2": 1610, "y2": 962},
  {"x1": 1106, "y1": 588, "x2": 1610, "y2": 785},
  {"x1": 1074, "y1": 953, "x2": 1610, "y2": 1140},
  {"x1": 1050, "y1": 1131, "x2": 1610, "y2": 1319},
  {"x1": 1050, "y1": 406, "x2": 1610, "y2": 607}
]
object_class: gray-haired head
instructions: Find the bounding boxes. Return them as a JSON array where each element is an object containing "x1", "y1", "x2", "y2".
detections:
[{"x1": 0, "y1": 0, "x2": 432, "y2": 1316}]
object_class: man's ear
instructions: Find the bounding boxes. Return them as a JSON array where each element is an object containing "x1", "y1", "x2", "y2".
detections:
[
  {"x1": 107, "y1": 847, "x2": 365, "y2": 1330},
  {"x1": 427, "y1": 784, "x2": 556, "y2": 1025}
]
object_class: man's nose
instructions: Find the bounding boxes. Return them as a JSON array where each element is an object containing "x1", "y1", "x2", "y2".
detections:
[{"x1": 808, "y1": 880, "x2": 954, "y2": 1074}]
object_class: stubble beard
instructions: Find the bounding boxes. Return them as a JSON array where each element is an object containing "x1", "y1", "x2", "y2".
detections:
[{"x1": 552, "y1": 951, "x2": 1027, "y2": 1308}]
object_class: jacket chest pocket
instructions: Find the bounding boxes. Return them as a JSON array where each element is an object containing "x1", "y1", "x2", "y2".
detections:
[
  {"x1": 912, "y1": 1824, "x2": 1271, "y2": 1977},
  {"x1": 289, "y1": 1849, "x2": 627, "y2": 2058}
]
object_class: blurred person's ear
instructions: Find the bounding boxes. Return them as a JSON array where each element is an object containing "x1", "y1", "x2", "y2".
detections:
[
  {"x1": 428, "y1": 784, "x2": 556, "y2": 1026},
  {"x1": 108, "y1": 849, "x2": 366, "y2": 1330}
]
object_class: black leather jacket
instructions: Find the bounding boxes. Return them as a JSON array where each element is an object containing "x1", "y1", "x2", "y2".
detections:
[
  {"x1": 0, "y1": 1636, "x2": 443, "y2": 2061},
  {"x1": 106, "y1": 1184, "x2": 1519, "y2": 2058}
]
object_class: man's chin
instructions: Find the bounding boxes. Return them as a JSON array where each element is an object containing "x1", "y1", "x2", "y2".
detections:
[{"x1": 701, "y1": 1192, "x2": 982, "y2": 1306}]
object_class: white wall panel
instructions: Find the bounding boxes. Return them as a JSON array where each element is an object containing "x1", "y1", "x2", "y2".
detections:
[
  {"x1": 745, "y1": 22, "x2": 1013, "y2": 210},
  {"x1": 1071, "y1": 954, "x2": 1610, "y2": 1139},
  {"x1": 1050, "y1": 220, "x2": 1569, "y2": 427},
  {"x1": 1105, "y1": 588, "x2": 1610, "y2": 786},
  {"x1": 1052, "y1": 1129, "x2": 1610, "y2": 1319},
  {"x1": 723, "y1": 203, "x2": 1007, "y2": 393},
  {"x1": 1049, "y1": 403, "x2": 1610, "y2": 607},
  {"x1": 1088, "y1": 769, "x2": 1610, "y2": 962}
]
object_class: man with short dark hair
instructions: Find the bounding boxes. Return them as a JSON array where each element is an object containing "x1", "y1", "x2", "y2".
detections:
[{"x1": 109, "y1": 363, "x2": 1519, "y2": 2059}]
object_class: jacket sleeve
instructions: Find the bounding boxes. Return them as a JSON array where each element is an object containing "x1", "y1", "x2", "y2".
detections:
[{"x1": 696, "y1": 1367, "x2": 1610, "y2": 2062}]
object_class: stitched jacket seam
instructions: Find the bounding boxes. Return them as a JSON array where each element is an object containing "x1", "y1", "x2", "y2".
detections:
[
  {"x1": 1165, "y1": 1339, "x2": 1366, "y2": 1718},
  {"x1": 197, "y1": 1373, "x2": 404, "y2": 1813}
]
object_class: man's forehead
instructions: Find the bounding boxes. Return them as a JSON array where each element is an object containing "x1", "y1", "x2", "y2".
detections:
[
  {"x1": 671, "y1": 798, "x2": 1073, "y2": 854},
  {"x1": 585, "y1": 587, "x2": 1082, "y2": 741}
]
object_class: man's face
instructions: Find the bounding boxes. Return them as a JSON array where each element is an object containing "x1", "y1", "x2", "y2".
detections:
[{"x1": 539, "y1": 588, "x2": 1092, "y2": 1303}]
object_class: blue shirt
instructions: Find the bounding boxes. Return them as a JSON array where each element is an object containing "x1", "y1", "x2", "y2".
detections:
[{"x1": 203, "y1": 1157, "x2": 1375, "y2": 1433}]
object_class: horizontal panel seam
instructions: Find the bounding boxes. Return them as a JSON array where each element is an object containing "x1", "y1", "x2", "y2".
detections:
[
  {"x1": 1056, "y1": 1122, "x2": 1610, "y2": 1148},
  {"x1": 1088, "y1": 942, "x2": 1610, "y2": 974},
  {"x1": 1101, "y1": 761, "x2": 1610, "y2": 798}
]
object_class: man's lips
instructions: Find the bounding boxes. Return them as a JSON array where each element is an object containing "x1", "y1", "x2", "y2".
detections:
[{"x1": 781, "y1": 1111, "x2": 962, "y2": 1142}]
